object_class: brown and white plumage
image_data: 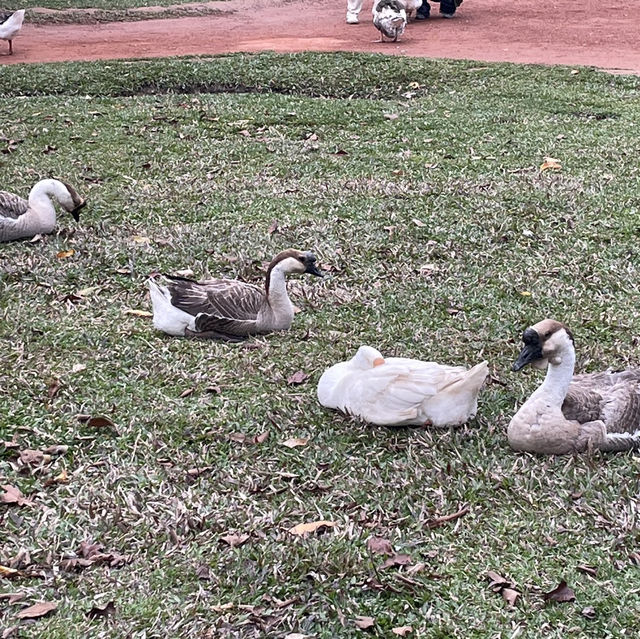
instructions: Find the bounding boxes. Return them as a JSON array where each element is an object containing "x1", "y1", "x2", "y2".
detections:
[
  {"x1": 148, "y1": 249, "x2": 323, "y2": 341},
  {"x1": 0, "y1": 10, "x2": 25, "y2": 55},
  {"x1": 0, "y1": 179, "x2": 85, "y2": 242},
  {"x1": 509, "y1": 319, "x2": 640, "y2": 454},
  {"x1": 317, "y1": 345, "x2": 488, "y2": 426},
  {"x1": 372, "y1": 0, "x2": 407, "y2": 42},
  {"x1": 399, "y1": 0, "x2": 422, "y2": 20}
]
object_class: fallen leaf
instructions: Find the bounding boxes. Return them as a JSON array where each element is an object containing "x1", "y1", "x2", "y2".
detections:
[
  {"x1": 77, "y1": 286, "x2": 100, "y2": 297},
  {"x1": 0, "y1": 485, "x2": 27, "y2": 506},
  {"x1": 84, "y1": 416, "x2": 116, "y2": 429},
  {"x1": 268, "y1": 221, "x2": 279, "y2": 235},
  {"x1": 179, "y1": 388, "x2": 195, "y2": 398},
  {"x1": 131, "y1": 235, "x2": 150, "y2": 244},
  {"x1": 19, "y1": 449, "x2": 45, "y2": 465},
  {"x1": 577, "y1": 564, "x2": 598, "y2": 577},
  {"x1": 0, "y1": 565, "x2": 21, "y2": 578},
  {"x1": 486, "y1": 570, "x2": 510, "y2": 590},
  {"x1": 228, "y1": 432, "x2": 269, "y2": 444},
  {"x1": 123, "y1": 309, "x2": 153, "y2": 318},
  {"x1": 282, "y1": 438, "x2": 309, "y2": 449},
  {"x1": 71, "y1": 363, "x2": 87, "y2": 374},
  {"x1": 284, "y1": 634, "x2": 308, "y2": 639},
  {"x1": 288, "y1": 520, "x2": 336, "y2": 537},
  {"x1": 628, "y1": 552, "x2": 640, "y2": 566},
  {"x1": 383, "y1": 113, "x2": 399, "y2": 120},
  {"x1": 15, "y1": 601, "x2": 57, "y2": 619},
  {"x1": 54, "y1": 469, "x2": 69, "y2": 483},
  {"x1": 0, "y1": 593, "x2": 25, "y2": 604},
  {"x1": 47, "y1": 379, "x2": 62, "y2": 400},
  {"x1": 392, "y1": 626, "x2": 413, "y2": 637},
  {"x1": 581, "y1": 606, "x2": 597, "y2": 620},
  {"x1": 30, "y1": 234, "x2": 43, "y2": 243},
  {"x1": 412, "y1": 218, "x2": 426, "y2": 227},
  {"x1": 354, "y1": 616, "x2": 375, "y2": 630},
  {"x1": 425, "y1": 506, "x2": 469, "y2": 529},
  {"x1": 220, "y1": 533, "x2": 250, "y2": 548},
  {"x1": 175, "y1": 269, "x2": 194, "y2": 277},
  {"x1": 543, "y1": 580, "x2": 576, "y2": 603},
  {"x1": 287, "y1": 371, "x2": 309, "y2": 385},
  {"x1": 381, "y1": 553, "x2": 412, "y2": 569},
  {"x1": 540, "y1": 157, "x2": 562, "y2": 171},
  {"x1": 195, "y1": 563, "x2": 211, "y2": 580},
  {"x1": 367, "y1": 537, "x2": 393, "y2": 556},
  {"x1": 501, "y1": 588, "x2": 520, "y2": 607},
  {"x1": 42, "y1": 445, "x2": 68, "y2": 456},
  {"x1": 87, "y1": 601, "x2": 115, "y2": 619},
  {"x1": 56, "y1": 249, "x2": 75, "y2": 259}
]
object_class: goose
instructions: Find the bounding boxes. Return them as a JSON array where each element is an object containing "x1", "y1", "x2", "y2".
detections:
[
  {"x1": 0, "y1": 10, "x2": 25, "y2": 55},
  {"x1": 0, "y1": 179, "x2": 86, "y2": 243},
  {"x1": 509, "y1": 319, "x2": 640, "y2": 454},
  {"x1": 148, "y1": 249, "x2": 323, "y2": 341},
  {"x1": 372, "y1": 0, "x2": 407, "y2": 42},
  {"x1": 317, "y1": 345, "x2": 489, "y2": 426},
  {"x1": 400, "y1": 0, "x2": 422, "y2": 20}
]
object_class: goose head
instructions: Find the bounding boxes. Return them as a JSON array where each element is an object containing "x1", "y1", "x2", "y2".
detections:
[
  {"x1": 351, "y1": 345, "x2": 386, "y2": 370},
  {"x1": 268, "y1": 249, "x2": 323, "y2": 277},
  {"x1": 512, "y1": 319, "x2": 574, "y2": 372},
  {"x1": 58, "y1": 181, "x2": 87, "y2": 222}
]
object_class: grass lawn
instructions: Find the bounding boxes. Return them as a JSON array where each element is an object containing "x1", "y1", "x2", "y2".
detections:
[{"x1": 1, "y1": 53, "x2": 640, "y2": 638}]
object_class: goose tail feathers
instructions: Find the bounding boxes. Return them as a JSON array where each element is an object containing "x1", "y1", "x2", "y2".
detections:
[{"x1": 148, "y1": 278, "x2": 195, "y2": 336}]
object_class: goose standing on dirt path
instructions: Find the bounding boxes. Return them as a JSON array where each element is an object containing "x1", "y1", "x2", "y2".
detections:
[
  {"x1": 318, "y1": 345, "x2": 488, "y2": 426},
  {"x1": 509, "y1": 319, "x2": 640, "y2": 454},
  {"x1": 0, "y1": 179, "x2": 86, "y2": 242},
  {"x1": 0, "y1": 10, "x2": 25, "y2": 55},
  {"x1": 372, "y1": 0, "x2": 407, "y2": 42},
  {"x1": 148, "y1": 249, "x2": 323, "y2": 341}
]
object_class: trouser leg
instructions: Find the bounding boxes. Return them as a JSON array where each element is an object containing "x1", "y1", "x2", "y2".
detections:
[
  {"x1": 347, "y1": 0, "x2": 364, "y2": 18},
  {"x1": 416, "y1": 1, "x2": 431, "y2": 18},
  {"x1": 439, "y1": 0, "x2": 459, "y2": 15}
]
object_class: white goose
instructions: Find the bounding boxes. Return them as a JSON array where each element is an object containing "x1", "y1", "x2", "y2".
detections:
[
  {"x1": 148, "y1": 249, "x2": 323, "y2": 341},
  {"x1": 509, "y1": 318, "x2": 640, "y2": 454},
  {"x1": 0, "y1": 179, "x2": 86, "y2": 242},
  {"x1": 318, "y1": 345, "x2": 488, "y2": 426},
  {"x1": 372, "y1": 0, "x2": 407, "y2": 42},
  {"x1": 0, "y1": 10, "x2": 25, "y2": 55}
]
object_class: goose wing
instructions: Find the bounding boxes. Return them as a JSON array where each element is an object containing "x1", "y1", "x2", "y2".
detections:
[
  {"x1": 0, "y1": 191, "x2": 28, "y2": 220},
  {"x1": 351, "y1": 361, "x2": 464, "y2": 424}
]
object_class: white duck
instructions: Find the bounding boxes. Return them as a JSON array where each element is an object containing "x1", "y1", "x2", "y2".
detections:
[
  {"x1": 0, "y1": 179, "x2": 86, "y2": 242},
  {"x1": 318, "y1": 345, "x2": 488, "y2": 426},
  {"x1": 372, "y1": 0, "x2": 407, "y2": 42},
  {"x1": 0, "y1": 10, "x2": 25, "y2": 55},
  {"x1": 148, "y1": 248, "x2": 323, "y2": 341},
  {"x1": 509, "y1": 318, "x2": 640, "y2": 454},
  {"x1": 400, "y1": 0, "x2": 422, "y2": 20}
]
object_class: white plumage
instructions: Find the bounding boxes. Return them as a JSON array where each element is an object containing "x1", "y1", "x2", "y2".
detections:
[
  {"x1": 372, "y1": 0, "x2": 407, "y2": 42},
  {"x1": 0, "y1": 10, "x2": 25, "y2": 55},
  {"x1": 318, "y1": 345, "x2": 489, "y2": 426}
]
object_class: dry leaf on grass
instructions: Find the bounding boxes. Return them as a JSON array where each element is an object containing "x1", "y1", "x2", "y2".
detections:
[
  {"x1": 80, "y1": 415, "x2": 117, "y2": 430},
  {"x1": 123, "y1": 309, "x2": 153, "y2": 318},
  {"x1": 577, "y1": 564, "x2": 598, "y2": 577},
  {"x1": 282, "y1": 438, "x2": 309, "y2": 449},
  {"x1": 581, "y1": 606, "x2": 597, "y2": 620},
  {"x1": 425, "y1": 506, "x2": 469, "y2": 529},
  {"x1": 392, "y1": 626, "x2": 413, "y2": 636},
  {"x1": 0, "y1": 565, "x2": 21, "y2": 578},
  {"x1": 287, "y1": 371, "x2": 309, "y2": 386},
  {"x1": 56, "y1": 249, "x2": 75, "y2": 259},
  {"x1": 486, "y1": 570, "x2": 520, "y2": 607},
  {"x1": 367, "y1": 537, "x2": 393, "y2": 556},
  {"x1": 383, "y1": 113, "x2": 399, "y2": 120},
  {"x1": 288, "y1": 520, "x2": 336, "y2": 537},
  {"x1": 15, "y1": 601, "x2": 57, "y2": 619},
  {"x1": 0, "y1": 593, "x2": 25, "y2": 604},
  {"x1": 47, "y1": 380, "x2": 62, "y2": 400},
  {"x1": 131, "y1": 235, "x2": 150, "y2": 244},
  {"x1": 19, "y1": 449, "x2": 45, "y2": 466},
  {"x1": 228, "y1": 432, "x2": 269, "y2": 444},
  {"x1": 86, "y1": 601, "x2": 115, "y2": 619},
  {"x1": 268, "y1": 221, "x2": 279, "y2": 235},
  {"x1": 354, "y1": 616, "x2": 375, "y2": 629},
  {"x1": 540, "y1": 157, "x2": 562, "y2": 171},
  {"x1": 220, "y1": 533, "x2": 250, "y2": 548},
  {"x1": 0, "y1": 485, "x2": 28, "y2": 506},
  {"x1": 501, "y1": 588, "x2": 520, "y2": 607},
  {"x1": 543, "y1": 580, "x2": 576, "y2": 603},
  {"x1": 381, "y1": 553, "x2": 412, "y2": 569},
  {"x1": 284, "y1": 634, "x2": 308, "y2": 639},
  {"x1": 179, "y1": 388, "x2": 195, "y2": 398}
]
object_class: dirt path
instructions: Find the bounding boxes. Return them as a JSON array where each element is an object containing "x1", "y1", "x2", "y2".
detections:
[{"x1": 2, "y1": 0, "x2": 640, "y2": 74}]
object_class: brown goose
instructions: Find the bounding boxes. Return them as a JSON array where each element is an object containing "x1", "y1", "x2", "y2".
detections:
[
  {"x1": 0, "y1": 179, "x2": 85, "y2": 242},
  {"x1": 509, "y1": 319, "x2": 640, "y2": 454},
  {"x1": 148, "y1": 249, "x2": 323, "y2": 341}
]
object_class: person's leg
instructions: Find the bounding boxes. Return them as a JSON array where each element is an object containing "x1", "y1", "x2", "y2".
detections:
[
  {"x1": 439, "y1": 0, "x2": 461, "y2": 17},
  {"x1": 415, "y1": 0, "x2": 431, "y2": 20},
  {"x1": 346, "y1": 0, "x2": 364, "y2": 23}
]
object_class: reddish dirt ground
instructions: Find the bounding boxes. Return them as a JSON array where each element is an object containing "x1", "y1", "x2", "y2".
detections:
[{"x1": 2, "y1": 0, "x2": 640, "y2": 73}]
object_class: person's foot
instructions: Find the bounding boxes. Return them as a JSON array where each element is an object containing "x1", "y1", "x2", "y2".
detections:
[
  {"x1": 346, "y1": 13, "x2": 359, "y2": 24},
  {"x1": 441, "y1": 12, "x2": 454, "y2": 17},
  {"x1": 415, "y1": 12, "x2": 429, "y2": 19}
]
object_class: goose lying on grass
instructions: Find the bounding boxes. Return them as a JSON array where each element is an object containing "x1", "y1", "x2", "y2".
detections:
[
  {"x1": 373, "y1": 0, "x2": 407, "y2": 42},
  {"x1": 318, "y1": 345, "x2": 488, "y2": 426},
  {"x1": 0, "y1": 179, "x2": 86, "y2": 242},
  {"x1": 509, "y1": 319, "x2": 640, "y2": 454},
  {"x1": 0, "y1": 10, "x2": 25, "y2": 55},
  {"x1": 148, "y1": 249, "x2": 323, "y2": 341}
]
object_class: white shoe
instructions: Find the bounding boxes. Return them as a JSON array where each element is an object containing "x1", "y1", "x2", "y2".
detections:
[{"x1": 346, "y1": 13, "x2": 359, "y2": 24}]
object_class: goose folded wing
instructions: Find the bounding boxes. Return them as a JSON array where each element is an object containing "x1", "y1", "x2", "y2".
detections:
[
  {"x1": 0, "y1": 191, "x2": 28, "y2": 220},
  {"x1": 166, "y1": 277, "x2": 264, "y2": 320},
  {"x1": 599, "y1": 382, "x2": 640, "y2": 435}
]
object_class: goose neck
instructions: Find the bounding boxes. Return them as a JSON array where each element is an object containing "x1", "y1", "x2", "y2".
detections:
[{"x1": 536, "y1": 346, "x2": 576, "y2": 405}]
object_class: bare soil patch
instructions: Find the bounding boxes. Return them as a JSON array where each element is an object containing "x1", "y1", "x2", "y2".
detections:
[{"x1": 3, "y1": 0, "x2": 640, "y2": 73}]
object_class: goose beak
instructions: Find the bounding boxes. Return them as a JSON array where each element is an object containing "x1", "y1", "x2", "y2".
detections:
[
  {"x1": 511, "y1": 343, "x2": 542, "y2": 372},
  {"x1": 373, "y1": 357, "x2": 385, "y2": 367},
  {"x1": 70, "y1": 199, "x2": 86, "y2": 222},
  {"x1": 304, "y1": 254, "x2": 323, "y2": 277}
]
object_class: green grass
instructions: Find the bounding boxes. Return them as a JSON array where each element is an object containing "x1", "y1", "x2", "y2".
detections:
[
  {"x1": 5, "y1": 0, "x2": 227, "y2": 11},
  {"x1": 1, "y1": 53, "x2": 640, "y2": 638}
]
